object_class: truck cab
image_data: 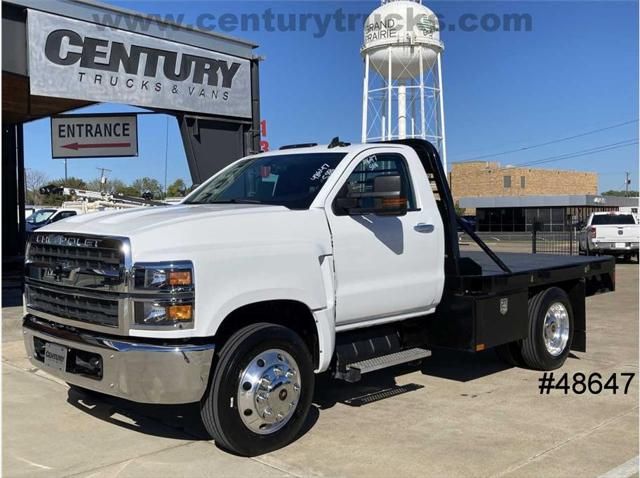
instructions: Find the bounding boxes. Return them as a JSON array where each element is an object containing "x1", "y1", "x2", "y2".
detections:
[{"x1": 23, "y1": 140, "x2": 614, "y2": 456}]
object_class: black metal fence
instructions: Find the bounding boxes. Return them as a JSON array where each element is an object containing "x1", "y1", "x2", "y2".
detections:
[{"x1": 532, "y1": 223, "x2": 579, "y2": 255}]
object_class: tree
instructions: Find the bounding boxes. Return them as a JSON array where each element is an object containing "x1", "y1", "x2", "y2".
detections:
[
  {"x1": 107, "y1": 178, "x2": 139, "y2": 196},
  {"x1": 131, "y1": 177, "x2": 163, "y2": 199},
  {"x1": 98, "y1": 178, "x2": 139, "y2": 196},
  {"x1": 85, "y1": 178, "x2": 104, "y2": 192},
  {"x1": 167, "y1": 178, "x2": 188, "y2": 197},
  {"x1": 53, "y1": 177, "x2": 87, "y2": 189},
  {"x1": 25, "y1": 169, "x2": 49, "y2": 205},
  {"x1": 602, "y1": 190, "x2": 639, "y2": 197}
]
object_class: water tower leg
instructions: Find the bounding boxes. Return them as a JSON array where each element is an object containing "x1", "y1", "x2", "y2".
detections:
[
  {"x1": 419, "y1": 46, "x2": 426, "y2": 140},
  {"x1": 411, "y1": 80, "x2": 417, "y2": 138},
  {"x1": 437, "y1": 53, "x2": 448, "y2": 176},
  {"x1": 398, "y1": 82, "x2": 406, "y2": 139},
  {"x1": 362, "y1": 53, "x2": 369, "y2": 143},
  {"x1": 387, "y1": 48, "x2": 392, "y2": 140}
]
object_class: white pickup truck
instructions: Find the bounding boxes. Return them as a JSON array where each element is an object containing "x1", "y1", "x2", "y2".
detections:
[
  {"x1": 23, "y1": 140, "x2": 615, "y2": 456},
  {"x1": 578, "y1": 211, "x2": 640, "y2": 261}
]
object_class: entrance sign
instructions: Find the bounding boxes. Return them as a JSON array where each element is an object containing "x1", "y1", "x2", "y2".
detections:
[
  {"x1": 51, "y1": 114, "x2": 138, "y2": 158},
  {"x1": 27, "y1": 10, "x2": 252, "y2": 118}
]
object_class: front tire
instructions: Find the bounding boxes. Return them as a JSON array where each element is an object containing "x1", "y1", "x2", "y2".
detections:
[
  {"x1": 520, "y1": 287, "x2": 574, "y2": 370},
  {"x1": 201, "y1": 323, "x2": 314, "y2": 456}
]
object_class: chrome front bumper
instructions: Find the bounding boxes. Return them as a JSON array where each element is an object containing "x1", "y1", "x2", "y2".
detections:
[{"x1": 23, "y1": 315, "x2": 215, "y2": 404}]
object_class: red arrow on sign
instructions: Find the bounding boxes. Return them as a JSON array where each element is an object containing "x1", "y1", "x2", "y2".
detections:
[{"x1": 62, "y1": 142, "x2": 132, "y2": 151}]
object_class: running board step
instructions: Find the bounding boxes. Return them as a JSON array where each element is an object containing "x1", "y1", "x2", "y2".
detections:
[{"x1": 337, "y1": 347, "x2": 431, "y2": 383}]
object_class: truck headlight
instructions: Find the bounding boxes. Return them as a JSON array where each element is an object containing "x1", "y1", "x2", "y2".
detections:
[
  {"x1": 135, "y1": 301, "x2": 194, "y2": 328},
  {"x1": 133, "y1": 262, "x2": 193, "y2": 291},
  {"x1": 131, "y1": 261, "x2": 195, "y2": 329}
]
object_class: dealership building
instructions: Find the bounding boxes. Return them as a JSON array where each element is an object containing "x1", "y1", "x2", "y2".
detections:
[
  {"x1": 2, "y1": 0, "x2": 261, "y2": 275},
  {"x1": 460, "y1": 194, "x2": 638, "y2": 233},
  {"x1": 451, "y1": 161, "x2": 638, "y2": 232}
]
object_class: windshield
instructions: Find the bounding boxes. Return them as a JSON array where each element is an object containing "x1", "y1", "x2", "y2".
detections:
[
  {"x1": 591, "y1": 214, "x2": 637, "y2": 225},
  {"x1": 27, "y1": 209, "x2": 56, "y2": 224},
  {"x1": 184, "y1": 152, "x2": 347, "y2": 209}
]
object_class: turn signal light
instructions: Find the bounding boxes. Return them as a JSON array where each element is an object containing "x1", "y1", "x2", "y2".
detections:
[
  {"x1": 382, "y1": 198, "x2": 406, "y2": 207},
  {"x1": 168, "y1": 305, "x2": 193, "y2": 321},
  {"x1": 169, "y1": 270, "x2": 192, "y2": 286}
]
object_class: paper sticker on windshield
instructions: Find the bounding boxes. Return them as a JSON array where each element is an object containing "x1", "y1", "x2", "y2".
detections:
[
  {"x1": 321, "y1": 168, "x2": 334, "y2": 181},
  {"x1": 311, "y1": 163, "x2": 332, "y2": 181},
  {"x1": 364, "y1": 155, "x2": 379, "y2": 171}
]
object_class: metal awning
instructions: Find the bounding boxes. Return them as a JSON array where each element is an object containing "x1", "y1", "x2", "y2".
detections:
[{"x1": 459, "y1": 195, "x2": 640, "y2": 209}]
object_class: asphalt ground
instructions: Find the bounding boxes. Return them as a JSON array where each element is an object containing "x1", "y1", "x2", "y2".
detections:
[{"x1": 3, "y1": 246, "x2": 638, "y2": 477}]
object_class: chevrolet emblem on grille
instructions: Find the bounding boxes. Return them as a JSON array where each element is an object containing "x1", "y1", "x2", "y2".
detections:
[{"x1": 35, "y1": 234, "x2": 99, "y2": 248}]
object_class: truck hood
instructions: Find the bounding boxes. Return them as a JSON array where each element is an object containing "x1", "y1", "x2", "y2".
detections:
[
  {"x1": 40, "y1": 204, "x2": 287, "y2": 236},
  {"x1": 37, "y1": 203, "x2": 332, "y2": 262}
]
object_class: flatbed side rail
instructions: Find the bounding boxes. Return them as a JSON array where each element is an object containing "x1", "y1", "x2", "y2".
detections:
[{"x1": 381, "y1": 139, "x2": 512, "y2": 275}]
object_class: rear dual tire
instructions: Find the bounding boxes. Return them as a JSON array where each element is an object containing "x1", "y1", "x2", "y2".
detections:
[{"x1": 496, "y1": 287, "x2": 574, "y2": 371}]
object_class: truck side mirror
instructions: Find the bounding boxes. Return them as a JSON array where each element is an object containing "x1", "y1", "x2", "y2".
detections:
[{"x1": 334, "y1": 175, "x2": 407, "y2": 217}]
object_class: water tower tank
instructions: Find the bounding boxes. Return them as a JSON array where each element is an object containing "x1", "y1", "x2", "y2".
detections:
[
  {"x1": 362, "y1": 0, "x2": 443, "y2": 79},
  {"x1": 360, "y1": 0, "x2": 448, "y2": 173}
]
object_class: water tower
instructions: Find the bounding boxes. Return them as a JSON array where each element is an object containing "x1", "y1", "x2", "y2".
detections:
[{"x1": 361, "y1": 0, "x2": 447, "y2": 171}]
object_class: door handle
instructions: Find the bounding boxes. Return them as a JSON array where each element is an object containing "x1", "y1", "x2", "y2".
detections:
[{"x1": 414, "y1": 223, "x2": 434, "y2": 233}]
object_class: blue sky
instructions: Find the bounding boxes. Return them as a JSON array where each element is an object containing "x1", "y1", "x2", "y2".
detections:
[{"x1": 24, "y1": 1, "x2": 639, "y2": 192}]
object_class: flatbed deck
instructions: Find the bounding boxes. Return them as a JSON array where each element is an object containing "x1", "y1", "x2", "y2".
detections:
[
  {"x1": 448, "y1": 251, "x2": 615, "y2": 296},
  {"x1": 463, "y1": 251, "x2": 613, "y2": 276}
]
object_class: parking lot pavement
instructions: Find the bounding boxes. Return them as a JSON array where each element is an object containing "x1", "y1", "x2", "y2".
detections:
[{"x1": 3, "y1": 262, "x2": 638, "y2": 478}]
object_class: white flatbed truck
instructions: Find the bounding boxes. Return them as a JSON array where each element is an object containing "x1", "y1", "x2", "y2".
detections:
[{"x1": 23, "y1": 139, "x2": 615, "y2": 455}]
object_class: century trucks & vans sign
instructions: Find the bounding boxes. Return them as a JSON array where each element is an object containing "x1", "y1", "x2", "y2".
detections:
[
  {"x1": 27, "y1": 10, "x2": 252, "y2": 118},
  {"x1": 51, "y1": 114, "x2": 138, "y2": 158}
]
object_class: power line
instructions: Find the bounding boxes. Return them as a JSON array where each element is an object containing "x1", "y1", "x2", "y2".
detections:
[
  {"x1": 498, "y1": 139, "x2": 637, "y2": 170},
  {"x1": 455, "y1": 119, "x2": 639, "y2": 163},
  {"x1": 513, "y1": 139, "x2": 638, "y2": 168}
]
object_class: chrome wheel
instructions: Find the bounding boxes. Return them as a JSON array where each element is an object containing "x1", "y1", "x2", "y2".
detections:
[
  {"x1": 237, "y1": 349, "x2": 301, "y2": 435},
  {"x1": 542, "y1": 302, "x2": 570, "y2": 356}
]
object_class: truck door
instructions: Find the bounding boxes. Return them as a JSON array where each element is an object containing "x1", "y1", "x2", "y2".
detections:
[{"x1": 325, "y1": 149, "x2": 445, "y2": 327}]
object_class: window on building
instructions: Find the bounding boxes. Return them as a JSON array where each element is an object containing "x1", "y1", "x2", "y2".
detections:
[
  {"x1": 476, "y1": 207, "x2": 525, "y2": 232},
  {"x1": 503, "y1": 175, "x2": 511, "y2": 188},
  {"x1": 520, "y1": 176, "x2": 525, "y2": 188}
]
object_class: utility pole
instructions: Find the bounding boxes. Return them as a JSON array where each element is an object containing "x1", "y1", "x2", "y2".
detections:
[
  {"x1": 97, "y1": 167, "x2": 112, "y2": 193},
  {"x1": 625, "y1": 172, "x2": 631, "y2": 197},
  {"x1": 64, "y1": 159, "x2": 68, "y2": 183},
  {"x1": 163, "y1": 116, "x2": 169, "y2": 199}
]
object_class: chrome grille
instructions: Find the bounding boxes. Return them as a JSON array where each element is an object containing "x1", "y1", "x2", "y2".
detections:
[
  {"x1": 25, "y1": 233, "x2": 128, "y2": 330},
  {"x1": 28, "y1": 243, "x2": 121, "y2": 269},
  {"x1": 26, "y1": 285, "x2": 119, "y2": 328},
  {"x1": 26, "y1": 233, "x2": 126, "y2": 292}
]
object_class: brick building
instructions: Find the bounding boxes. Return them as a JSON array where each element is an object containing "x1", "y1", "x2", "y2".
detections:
[
  {"x1": 448, "y1": 162, "x2": 635, "y2": 233},
  {"x1": 450, "y1": 161, "x2": 598, "y2": 204}
]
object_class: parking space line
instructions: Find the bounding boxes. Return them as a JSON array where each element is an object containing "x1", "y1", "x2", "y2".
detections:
[{"x1": 598, "y1": 456, "x2": 639, "y2": 478}]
